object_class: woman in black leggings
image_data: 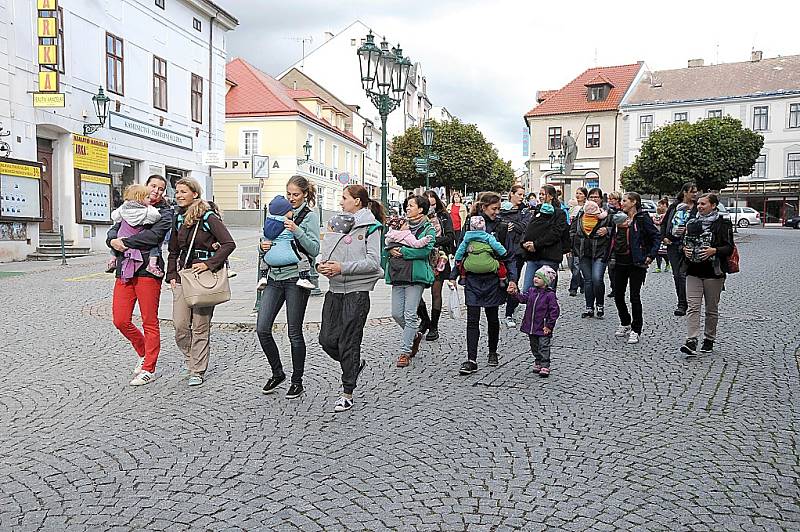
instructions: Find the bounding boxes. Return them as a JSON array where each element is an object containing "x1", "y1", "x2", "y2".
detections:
[{"x1": 417, "y1": 190, "x2": 455, "y2": 341}]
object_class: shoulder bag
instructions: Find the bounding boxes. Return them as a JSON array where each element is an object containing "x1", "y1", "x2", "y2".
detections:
[{"x1": 178, "y1": 222, "x2": 231, "y2": 308}]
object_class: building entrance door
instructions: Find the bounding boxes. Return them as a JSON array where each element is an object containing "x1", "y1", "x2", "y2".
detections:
[{"x1": 36, "y1": 139, "x2": 54, "y2": 231}]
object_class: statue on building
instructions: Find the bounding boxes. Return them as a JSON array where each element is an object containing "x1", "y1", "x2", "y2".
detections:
[{"x1": 562, "y1": 130, "x2": 577, "y2": 174}]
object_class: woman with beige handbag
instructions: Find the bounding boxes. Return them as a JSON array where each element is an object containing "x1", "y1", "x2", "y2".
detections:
[{"x1": 166, "y1": 178, "x2": 236, "y2": 387}]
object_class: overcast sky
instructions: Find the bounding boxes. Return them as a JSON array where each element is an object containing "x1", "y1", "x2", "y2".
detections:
[{"x1": 217, "y1": 0, "x2": 798, "y2": 170}]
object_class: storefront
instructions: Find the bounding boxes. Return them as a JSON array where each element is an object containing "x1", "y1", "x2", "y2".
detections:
[
  {"x1": 721, "y1": 179, "x2": 800, "y2": 224},
  {"x1": 0, "y1": 158, "x2": 44, "y2": 260},
  {"x1": 109, "y1": 155, "x2": 138, "y2": 209}
]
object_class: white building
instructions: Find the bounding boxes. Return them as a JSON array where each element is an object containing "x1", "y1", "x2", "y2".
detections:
[
  {"x1": 278, "y1": 20, "x2": 435, "y2": 201},
  {"x1": 0, "y1": 0, "x2": 237, "y2": 261},
  {"x1": 430, "y1": 106, "x2": 454, "y2": 122},
  {"x1": 620, "y1": 52, "x2": 800, "y2": 223}
]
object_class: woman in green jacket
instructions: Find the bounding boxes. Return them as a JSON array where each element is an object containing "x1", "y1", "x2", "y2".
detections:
[{"x1": 386, "y1": 194, "x2": 435, "y2": 368}]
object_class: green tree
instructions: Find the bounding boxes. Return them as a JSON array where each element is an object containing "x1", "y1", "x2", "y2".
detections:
[
  {"x1": 389, "y1": 118, "x2": 505, "y2": 193},
  {"x1": 620, "y1": 116, "x2": 764, "y2": 195}
]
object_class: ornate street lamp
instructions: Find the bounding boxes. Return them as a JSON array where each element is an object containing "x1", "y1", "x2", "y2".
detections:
[
  {"x1": 357, "y1": 31, "x2": 412, "y2": 212},
  {"x1": 420, "y1": 121, "x2": 437, "y2": 189},
  {"x1": 83, "y1": 87, "x2": 110, "y2": 135},
  {"x1": 548, "y1": 150, "x2": 565, "y2": 175}
]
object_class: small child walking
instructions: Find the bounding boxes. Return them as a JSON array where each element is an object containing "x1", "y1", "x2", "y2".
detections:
[
  {"x1": 107, "y1": 184, "x2": 163, "y2": 278},
  {"x1": 514, "y1": 265, "x2": 560, "y2": 377}
]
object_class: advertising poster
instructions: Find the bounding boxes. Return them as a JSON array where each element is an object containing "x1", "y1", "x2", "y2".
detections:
[
  {"x1": 79, "y1": 174, "x2": 112, "y2": 223},
  {"x1": 0, "y1": 160, "x2": 43, "y2": 220}
]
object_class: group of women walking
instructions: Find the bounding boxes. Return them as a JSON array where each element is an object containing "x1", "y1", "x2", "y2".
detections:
[{"x1": 108, "y1": 175, "x2": 734, "y2": 412}]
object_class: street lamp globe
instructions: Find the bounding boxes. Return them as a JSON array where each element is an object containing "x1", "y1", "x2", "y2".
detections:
[
  {"x1": 375, "y1": 37, "x2": 395, "y2": 97},
  {"x1": 357, "y1": 31, "x2": 380, "y2": 93},
  {"x1": 92, "y1": 87, "x2": 110, "y2": 127},
  {"x1": 422, "y1": 121, "x2": 434, "y2": 147}
]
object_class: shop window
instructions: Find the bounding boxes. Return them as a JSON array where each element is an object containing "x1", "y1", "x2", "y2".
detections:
[
  {"x1": 153, "y1": 56, "x2": 168, "y2": 111},
  {"x1": 239, "y1": 184, "x2": 260, "y2": 210},
  {"x1": 106, "y1": 33, "x2": 124, "y2": 95},
  {"x1": 191, "y1": 74, "x2": 203, "y2": 123},
  {"x1": 109, "y1": 156, "x2": 138, "y2": 208}
]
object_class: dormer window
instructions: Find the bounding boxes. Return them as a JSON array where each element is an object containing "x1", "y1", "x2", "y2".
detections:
[{"x1": 588, "y1": 85, "x2": 607, "y2": 101}]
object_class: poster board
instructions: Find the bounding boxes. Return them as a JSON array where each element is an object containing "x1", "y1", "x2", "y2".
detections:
[
  {"x1": 74, "y1": 170, "x2": 112, "y2": 224},
  {"x1": 0, "y1": 158, "x2": 43, "y2": 221}
]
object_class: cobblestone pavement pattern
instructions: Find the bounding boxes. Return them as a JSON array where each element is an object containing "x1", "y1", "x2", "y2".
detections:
[{"x1": 1, "y1": 229, "x2": 799, "y2": 531}]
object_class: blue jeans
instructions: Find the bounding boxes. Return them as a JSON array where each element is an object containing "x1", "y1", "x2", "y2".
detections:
[
  {"x1": 256, "y1": 278, "x2": 310, "y2": 384},
  {"x1": 391, "y1": 284, "x2": 425, "y2": 353},
  {"x1": 579, "y1": 257, "x2": 607, "y2": 309},
  {"x1": 568, "y1": 254, "x2": 583, "y2": 292},
  {"x1": 523, "y1": 260, "x2": 560, "y2": 291}
]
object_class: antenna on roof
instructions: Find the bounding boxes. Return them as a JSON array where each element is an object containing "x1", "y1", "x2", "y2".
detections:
[
  {"x1": 593, "y1": 48, "x2": 598, "y2": 66},
  {"x1": 286, "y1": 35, "x2": 313, "y2": 69},
  {"x1": 714, "y1": 42, "x2": 719, "y2": 65}
]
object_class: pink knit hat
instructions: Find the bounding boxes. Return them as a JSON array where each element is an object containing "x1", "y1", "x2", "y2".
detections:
[{"x1": 583, "y1": 200, "x2": 608, "y2": 219}]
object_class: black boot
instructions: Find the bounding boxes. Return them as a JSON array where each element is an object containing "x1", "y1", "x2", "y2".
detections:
[
  {"x1": 417, "y1": 302, "x2": 430, "y2": 335},
  {"x1": 426, "y1": 309, "x2": 441, "y2": 340}
]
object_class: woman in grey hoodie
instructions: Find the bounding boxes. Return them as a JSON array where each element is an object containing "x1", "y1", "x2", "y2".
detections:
[{"x1": 317, "y1": 185, "x2": 385, "y2": 412}]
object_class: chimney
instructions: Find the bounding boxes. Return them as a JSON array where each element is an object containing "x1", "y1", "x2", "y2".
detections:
[
  {"x1": 324, "y1": 31, "x2": 334, "y2": 42},
  {"x1": 687, "y1": 58, "x2": 704, "y2": 68},
  {"x1": 751, "y1": 50, "x2": 763, "y2": 62}
]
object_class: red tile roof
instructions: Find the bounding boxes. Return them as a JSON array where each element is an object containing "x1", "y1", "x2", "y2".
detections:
[
  {"x1": 584, "y1": 73, "x2": 615, "y2": 87},
  {"x1": 525, "y1": 63, "x2": 643, "y2": 118},
  {"x1": 226, "y1": 58, "x2": 365, "y2": 147},
  {"x1": 536, "y1": 90, "x2": 556, "y2": 103}
]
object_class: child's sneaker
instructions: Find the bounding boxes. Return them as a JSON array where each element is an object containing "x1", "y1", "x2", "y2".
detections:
[
  {"x1": 105, "y1": 258, "x2": 117, "y2": 273},
  {"x1": 539, "y1": 367, "x2": 550, "y2": 378},
  {"x1": 296, "y1": 278, "x2": 315, "y2": 289},
  {"x1": 257, "y1": 277, "x2": 268, "y2": 290},
  {"x1": 146, "y1": 263, "x2": 165, "y2": 277}
]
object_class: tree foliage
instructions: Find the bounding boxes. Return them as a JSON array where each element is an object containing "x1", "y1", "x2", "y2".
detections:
[
  {"x1": 389, "y1": 118, "x2": 514, "y2": 194},
  {"x1": 620, "y1": 116, "x2": 764, "y2": 195}
]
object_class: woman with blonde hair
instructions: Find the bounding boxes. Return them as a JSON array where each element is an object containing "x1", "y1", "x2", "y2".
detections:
[{"x1": 166, "y1": 177, "x2": 236, "y2": 386}]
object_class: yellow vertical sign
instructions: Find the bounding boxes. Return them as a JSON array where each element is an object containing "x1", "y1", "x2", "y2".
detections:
[
  {"x1": 38, "y1": 71, "x2": 58, "y2": 92},
  {"x1": 38, "y1": 45, "x2": 57, "y2": 65},
  {"x1": 37, "y1": 17, "x2": 56, "y2": 37},
  {"x1": 37, "y1": 0, "x2": 58, "y2": 9}
]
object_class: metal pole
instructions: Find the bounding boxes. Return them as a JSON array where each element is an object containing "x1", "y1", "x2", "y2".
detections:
[
  {"x1": 58, "y1": 225, "x2": 67, "y2": 265},
  {"x1": 380, "y1": 112, "x2": 388, "y2": 268}
]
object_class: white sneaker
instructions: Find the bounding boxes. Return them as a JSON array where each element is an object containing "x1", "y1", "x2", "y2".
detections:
[
  {"x1": 505, "y1": 316, "x2": 516, "y2": 328},
  {"x1": 256, "y1": 277, "x2": 268, "y2": 290},
  {"x1": 614, "y1": 325, "x2": 631, "y2": 337},
  {"x1": 133, "y1": 356, "x2": 144, "y2": 376},
  {"x1": 296, "y1": 278, "x2": 315, "y2": 289},
  {"x1": 334, "y1": 396, "x2": 353, "y2": 412},
  {"x1": 130, "y1": 370, "x2": 155, "y2": 386},
  {"x1": 627, "y1": 331, "x2": 640, "y2": 344}
]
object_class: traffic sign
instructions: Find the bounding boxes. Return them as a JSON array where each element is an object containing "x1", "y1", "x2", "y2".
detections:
[
  {"x1": 413, "y1": 157, "x2": 427, "y2": 165},
  {"x1": 428, "y1": 153, "x2": 440, "y2": 161},
  {"x1": 427, "y1": 171, "x2": 437, "y2": 178}
]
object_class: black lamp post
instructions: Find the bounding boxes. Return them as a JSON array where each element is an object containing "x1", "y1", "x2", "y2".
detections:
[
  {"x1": 357, "y1": 31, "x2": 412, "y2": 212},
  {"x1": 83, "y1": 87, "x2": 110, "y2": 135},
  {"x1": 548, "y1": 150, "x2": 565, "y2": 175}
]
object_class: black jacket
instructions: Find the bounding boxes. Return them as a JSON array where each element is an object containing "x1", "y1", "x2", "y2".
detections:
[
  {"x1": 106, "y1": 200, "x2": 173, "y2": 280},
  {"x1": 521, "y1": 206, "x2": 566, "y2": 263},
  {"x1": 570, "y1": 211, "x2": 613, "y2": 260},
  {"x1": 433, "y1": 209, "x2": 456, "y2": 254},
  {"x1": 499, "y1": 206, "x2": 532, "y2": 257},
  {"x1": 682, "y1": 216, "x2": 734, "y2": 278}
]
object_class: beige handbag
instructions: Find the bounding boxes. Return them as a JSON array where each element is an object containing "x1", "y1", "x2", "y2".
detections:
[{"x1": 178, "y1": 222, "x2": 231, "y2": 308}]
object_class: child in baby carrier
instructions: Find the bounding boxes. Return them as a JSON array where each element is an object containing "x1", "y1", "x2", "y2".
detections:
[
  {"x1": 260, "y1": 195, "x2": 314, "y2": 289},
  {"x1": 453, "y1": 216, "x2": 508, "y2": 284}
]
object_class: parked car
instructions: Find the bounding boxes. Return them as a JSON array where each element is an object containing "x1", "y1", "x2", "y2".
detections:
[
  {"x1": 726, "y1": 206, "x2": 761, "y2": 228},
  {"x1": 784, "y1": 215, "x2": 800, "y2": 229},
  {"x1": 641, "y1": 200, "x2": 657, "y2": 214},
  {"x1": 716, "y1": 203, "x2": 732, "y2": 222}
]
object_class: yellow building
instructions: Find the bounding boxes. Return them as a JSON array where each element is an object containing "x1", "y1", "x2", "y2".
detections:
[{"x1": 213, "y1": 58, "x2": 366, "y2": 225}]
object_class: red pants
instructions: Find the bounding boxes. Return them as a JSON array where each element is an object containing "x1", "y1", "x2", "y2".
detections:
[{"x1": 112, "y1": 277, "x2": 162, "y2": 373}]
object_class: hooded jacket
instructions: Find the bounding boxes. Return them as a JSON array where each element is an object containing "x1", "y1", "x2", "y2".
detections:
[
  {"x1": 319, "y1": 208, "x2": 384, "y2": 293},
  {"x1": 516, "y1": 285, "x2": 560, "y2": 336},
  {"x1": 610, "y1": 210, "x2": 660, "y2": 266}
]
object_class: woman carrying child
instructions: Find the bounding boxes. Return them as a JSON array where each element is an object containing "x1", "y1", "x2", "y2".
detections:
[
  {"x1": 317, "y1": 185, "x2": 385, "y2": 412},
  {"x1": 570, "y1": 189, "x2": 613, "y2": 319},
  {"x1": 416, "y1": 190, "x2": 455, "y2": 342},
  {"x1": 386, "y1": 194, "x2": 436, "y2": 368},
  {"x1": 258, "y1": 175, "x2": 320, "y2": 399},
  {"x1": 513, "y1": 265, "x2": 560, "y2": 377},
  {"x1": 449, "y1": 192, "x2": 518, "y2": 375}
]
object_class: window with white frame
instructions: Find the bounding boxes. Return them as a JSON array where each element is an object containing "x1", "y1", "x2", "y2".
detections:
[
  {"x1": 753, "y1": 106, "x2": 769, "y2": 131},
  {"x1": 318, "y1": 138, "x2": 326, "y2": 165},
  {"x1": 789, "y1": 103, "x2": 800, "y2": 129},
  {"x1": 547, "y1": 127, "x2": 562, "y2": 150},
  {"x1": 332, "y1": 144, "x2": 339, "y2": 169},
  {"x1": 242, "y1": 130, "x2": 259, "y2": 156},
  {"x1": 239, "y1": 184, "x2": 261, "y2": 210},
  {"x1": 345, "y1": 150, "x2": 352, "y2": 173},
  {"x1": 585, "y1": 124, "x2": 600, "y2": 148},
  {"x1": 639, "y1": 115, "x2": 653, "y2": 138},
  {"x1": 674, "y1": 112, "x2": 688, "y2": 122},
  {"x1": 751, "y1": 154, "x2": 767, "y2": 178},
  {"x1": 788, "y1": 153, "x2": 800, "y2": 177},
  {"x1": 707, "y1": 109, "x2": 723, "y2": 118}
]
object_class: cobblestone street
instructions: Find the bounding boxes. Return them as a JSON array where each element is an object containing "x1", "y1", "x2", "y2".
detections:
[{"x1": 1, "y1": 229, "x2": 799, "y2": 531}]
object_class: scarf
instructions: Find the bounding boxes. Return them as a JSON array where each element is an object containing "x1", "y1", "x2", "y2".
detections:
[{"x1": 694, "y1": 210, "x2": 719, "y2": 231}]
